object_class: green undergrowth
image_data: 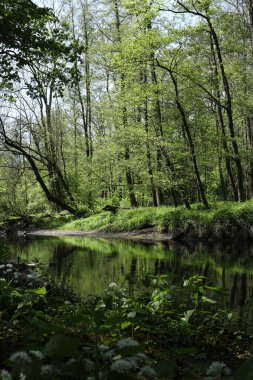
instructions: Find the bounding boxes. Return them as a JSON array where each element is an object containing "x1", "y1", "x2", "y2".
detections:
[
  {"x1": 1, "y1": 260, "x2": 253, "y2": 379},
  {"x1": 33, "y1": 213, "x2": 75, "y2": 229},
  {"x1": 58, "y1": 200, "x2": 253, "y2": 240}
]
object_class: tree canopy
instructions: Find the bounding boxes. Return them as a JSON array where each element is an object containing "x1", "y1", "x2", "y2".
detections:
[{"x1": 1, "y1": 0, "x2": 253, "y2": 215}]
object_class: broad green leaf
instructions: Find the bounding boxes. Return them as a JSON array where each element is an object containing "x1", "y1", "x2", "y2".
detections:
[
  {"x1": 181, "y1": 309, "x2": 195, "y2": 323},
  {"x1": 121, "y1": 321, "x2": 131, "y2": 329},
  {"x1": 30, "y1": 287, "x2": 47, "y2": 295}
]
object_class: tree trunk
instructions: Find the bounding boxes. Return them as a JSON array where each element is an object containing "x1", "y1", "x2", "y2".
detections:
[
  {"x1": 150, "y1": 54, "x2": 180, "y2": 206},
  {"x1": 169, "y1": 69, "x2": 209, "y2": 209},
  {"x1": 114, "y1": 0, "x2": 138, "y2": 208},
  {"x1": 175, "y1": 2, "x2": 245, "y2": 201},
  {"x1": 207, "y1": 18, "x2": 245, "y2": 201},
  {"x1": 244, "y1": 0, "x2": 253, "y2": 197},
  {"x1": 142, "y1": 68, "x2": 158, "y2": 206},
  {"x1": 209, "y1": 35, "x2": 238, "y2": 200},
  {"x1": 0, "y1": 117, "x2": 77, "y2": 214},
  {"x1": 82, "y1": 0, "x2": 93, "y2": 158}
]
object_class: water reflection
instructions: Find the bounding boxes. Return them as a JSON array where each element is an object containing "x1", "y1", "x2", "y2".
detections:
[{"x1": 1, "y1": 236, "x2": 253, "y2": 315}]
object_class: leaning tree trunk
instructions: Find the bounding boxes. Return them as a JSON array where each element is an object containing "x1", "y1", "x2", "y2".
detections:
[
  {"x1": 0, "y1": 135, "x2": 77, "y2": 214},
  {"x1": 209, "y1": 34, "x2": 238, "y2": 201},
  {"x1": 207, "y1": 19, "x2": 245, "y2": 201},
  {"x1": 147, "y1": 14, "x2": 190, "y2": 208}
]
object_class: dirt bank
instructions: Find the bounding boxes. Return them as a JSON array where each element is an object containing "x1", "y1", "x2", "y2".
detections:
[{"x1": 27, "y1": 227, "x2": 172, "y2": 242}]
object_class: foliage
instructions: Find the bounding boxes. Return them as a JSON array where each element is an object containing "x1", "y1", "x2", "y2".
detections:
[
  {"x1": 1, "y1": 0, "x2": 253, "y2": 213},
  {"x1": 0, "y1": 261, "x2": 251, "y2": 379},
  {"x1": 0, "y1": 0, "x2": 53, "y2": 86},
  {"x1": 58, "y1": 200, "x2": 253, "y2": 240},
  {"x1": 33, "y1": 213, "x2": 75, "y2": 229}
]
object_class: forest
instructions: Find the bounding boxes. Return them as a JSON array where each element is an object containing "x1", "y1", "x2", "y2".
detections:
[
  {"x1": 2, "y1": 0, "x2": 253, "y2": 379},
  {"x1": 2, "y1": 0, "x2": 253, "y2": 216}
]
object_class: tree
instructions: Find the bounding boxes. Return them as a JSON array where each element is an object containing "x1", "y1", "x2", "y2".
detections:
[
  {"x1": 0, "y1": 0, "x2": 56, "y2": 86},
  {"x1": 163, "y1": 0, "x2": 246, "y2": 201},
  {"x1": 0, "y1": 0, "x2": 83, "y2": 214}
]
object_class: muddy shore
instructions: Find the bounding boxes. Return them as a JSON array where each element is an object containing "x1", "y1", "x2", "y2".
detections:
[{"x1": 27, "y1": 227, "x2": 172, "y2": 242}]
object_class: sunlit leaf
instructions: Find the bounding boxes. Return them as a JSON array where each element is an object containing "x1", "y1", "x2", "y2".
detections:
[
  {"x1": 30, "y1": 287, "x2": 47, "y2": 295},
  {"x1": 181, "y1": 309, "x2": 195, "y2": 323}
]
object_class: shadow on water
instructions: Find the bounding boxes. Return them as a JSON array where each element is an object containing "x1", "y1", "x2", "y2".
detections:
[{"x1": 1, "y1": 235, "x2": 253, "y2": 319}]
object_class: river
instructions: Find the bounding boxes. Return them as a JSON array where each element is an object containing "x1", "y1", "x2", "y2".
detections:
[{"x1": 1, "y1": 235, "x2": 253, "y2": 319}]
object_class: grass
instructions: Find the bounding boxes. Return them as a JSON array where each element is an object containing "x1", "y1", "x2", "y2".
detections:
[
  {"x1": 32, "y1": 213, "x2": 75, "y2": 229},
  {"x1": 31, "y1": 200, "x2": 253, "y2": 240},
  {"x1": 60, "y1": 200, "x2": 253, "y2": 240}
]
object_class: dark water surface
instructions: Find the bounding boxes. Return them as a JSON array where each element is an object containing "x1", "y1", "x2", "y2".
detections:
[{"x1": 1, "y1": 235, "x2": 253, "y2": 317}]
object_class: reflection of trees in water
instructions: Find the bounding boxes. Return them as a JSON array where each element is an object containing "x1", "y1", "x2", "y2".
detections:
[
  {"x1": 196, "y1": 241, "x2": 253, "y2": 263},
  {"x1": 104, "y1": 251, "x2": 118, "y2": 261},
  {"x1": 238, "y1": 273, "x2": 247, "y2": 321},
  {"x1": 6, "y1": 237, "x2": 253, "y2": 318},
  {"x1": 131, "y1": 258, "x2": 137, "y2": 276},
  {"x1": 222, "y1": 267, "x2": 226, "y2": 289},
  {"x1": 154, "y1": 259, "x2": 169, "y2": 276},
  {"x1": 0, "y1": 238, "x2": 11, "y2": 261},
  {"x1": 202, "y1": 263, "x2": 210, "y2": 286},
  {"x1": 230, "y1": 273, "x2": 248, "y2": 311},
  {"x1": 86, "y1": 250, "x2": 97, "y2": 267},
  {"x1": 166, "y1": 242, "x2": 253, "y2": 317},
  {"x1": 229, "y1": 272, "x2": 251, "y2": 321},
  {"x1": 230, "y1": 273, "x2": 238, "y2": 308},
  {"x1": 159, "y1": 256, "x2": 252, "y2": 317},
  {"x1": 240, "y1": 273, "x2": 247, "y2": 309},
  {"x1": 48, "y1": 244, "x2": 77, "y2": 287},
  {"x1": 6, "y1": 236, "x2": 41, "y2": 262}
]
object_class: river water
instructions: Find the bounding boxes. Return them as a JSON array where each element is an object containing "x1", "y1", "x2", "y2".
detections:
[{"x1": 1, "y1": 235, "x2": 253, "y2": 318}]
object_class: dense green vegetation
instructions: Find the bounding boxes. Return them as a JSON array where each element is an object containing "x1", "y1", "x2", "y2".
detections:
[
  {"x1": 2, "y1": 0, "x2": 253, "y2": 378},
  {"x1": 0, "y1": 257, "x2": 253, "y2": 380},
  {"x1": 31, "y1": 200, "x2": 253, "y2": 240},
  {"x1": 2, "y1": 0, "x2": 253, "y2": 215}
]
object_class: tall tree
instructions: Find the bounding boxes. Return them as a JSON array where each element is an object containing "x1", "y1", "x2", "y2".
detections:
[{"x1": 0, "y1": 0, "x2": 82, "y2": 213}]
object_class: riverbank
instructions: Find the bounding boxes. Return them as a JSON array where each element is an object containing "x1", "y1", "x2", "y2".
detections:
[
  {"x1": 28, "y1": 227, "x2": 172, "y2": 242},
  {"x1": 31, "y1": 200, "x2": 253, "y2": 241}
]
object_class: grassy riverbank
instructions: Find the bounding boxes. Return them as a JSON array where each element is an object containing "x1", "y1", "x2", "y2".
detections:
[{"x1": 34, "y1": 200, "x2": 253, "y2": 241}]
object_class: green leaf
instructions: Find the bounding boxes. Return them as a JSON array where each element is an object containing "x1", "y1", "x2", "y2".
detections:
[
  {"x1": 204, "y1": 285, "x2": 221, "y2": 292},
  {"x1": 121, "y1": 321, "x2": 131, "y2": 329},
  {"x1": 30, "y1": 287, "x2": 47, "y2": 295},
  {"x1": 11, "y1": 290, "x2": 21, "y2": 297},
  {"x1": 201, "y1": 296, "x2": 216, "y2": 304},
  {"x1": 198, "y1": 286, "x2": 204, "y2": 294},
  {"x1": 127, "y1": 311, "x2": 136, "y2": 319},
  {"x1": 181, "y1": 309, "x2": 195, "y2": 323}
]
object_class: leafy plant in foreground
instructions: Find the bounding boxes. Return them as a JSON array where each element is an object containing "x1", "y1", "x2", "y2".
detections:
[{"x1": 0, "y1": 265, "x2": 251, "y2": 379}]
